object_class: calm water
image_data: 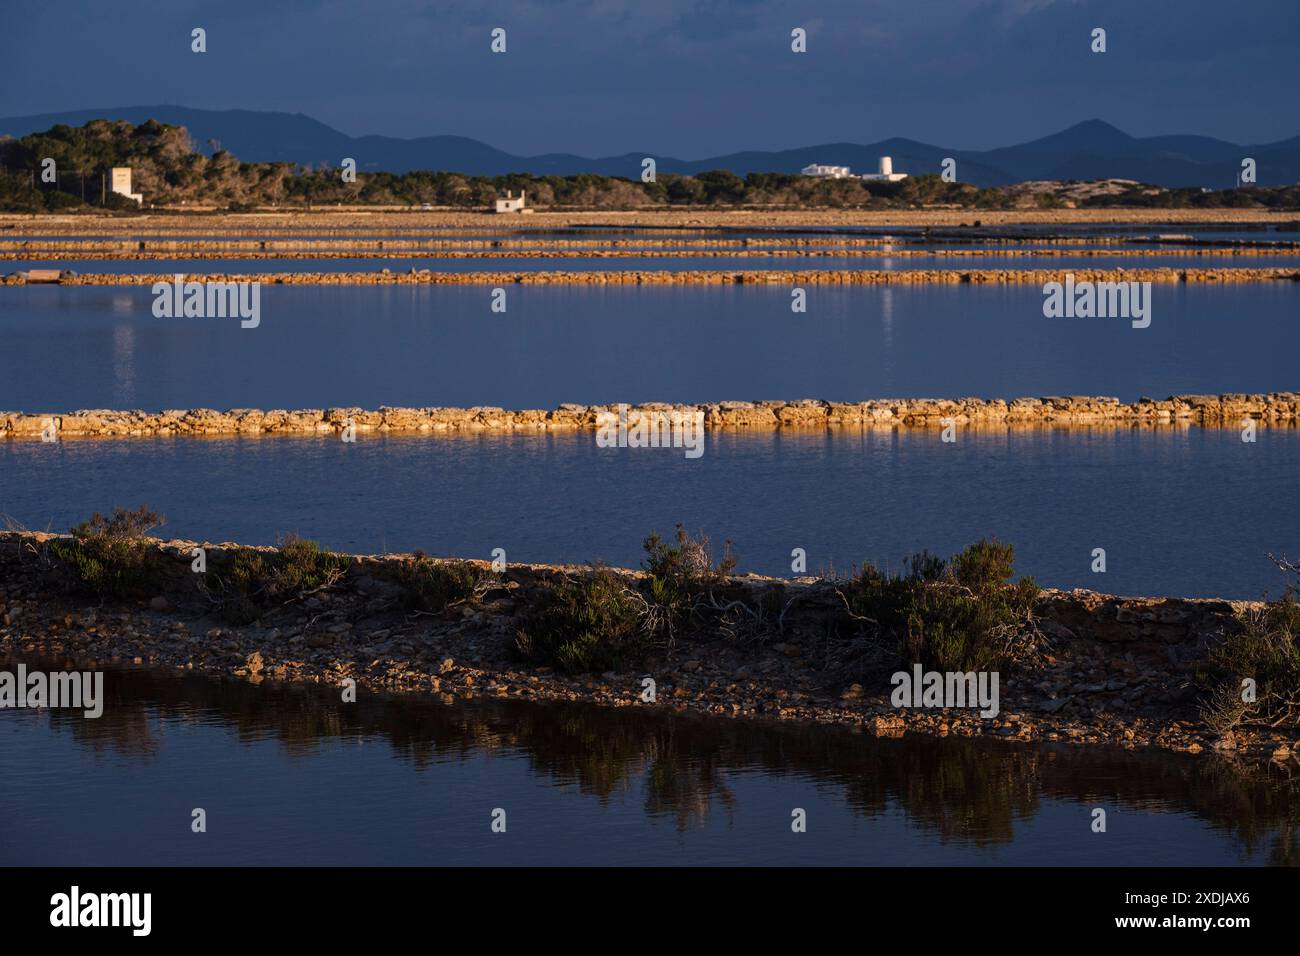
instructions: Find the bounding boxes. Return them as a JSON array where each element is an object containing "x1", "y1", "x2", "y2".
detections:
[
  {"x1": 1, "y1": 283, "x2": 1296, "y2": 411},
  {"x1": 2, "y1": 429, "x2": 1296, "y2": 598},
  {"x1": 1, "y1": 661, "x2": 1294, "y2": 866},
  {"x1": 3, "y1": 249, "x2": 1297, "y2": 869}
]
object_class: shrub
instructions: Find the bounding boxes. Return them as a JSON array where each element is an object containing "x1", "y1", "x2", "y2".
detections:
[
  {"x1": 50, "y1": 506, "x2": 164, "y2": 600},
  {"x1": 641, "y1": 524, "x2": 735, "y2": 634},
  {"x1": 515, "y1": 566, "x2": 648, "y2": 674},
  {"x1": 1199, "y1": 594, "x2": 1300, "y2": 732},
  {"x1": 515, "y1": 526, "x2": 742, "y2": 673},
  {"x1": 396, "y1": 553, "x2": 486, "y2": 613},
  {"x1": 207, "y1": 535, "x2": 350, "y2": 624},
  {"x1": 44, "y1": 190, "x2": 84, "y2": 211},
  {"x1": 843, "y1": 539, "x2": 1040, "y2": 672}
]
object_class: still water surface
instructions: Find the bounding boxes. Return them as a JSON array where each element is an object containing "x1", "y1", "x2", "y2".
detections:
[
  {"x1": 2, "y1": 429, "x2": 1295, "y2": 598},
  {"x1": 2, "y1": 284, "x2": 1295, "y2": 411},
  {"x1": 1, "y1": 662, "x2": 1294, "y2": 866}
]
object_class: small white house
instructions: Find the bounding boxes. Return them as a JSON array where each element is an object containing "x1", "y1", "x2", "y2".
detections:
[
  {"x1": 110, "y1": 167, "x2": 143, "y2": 204},
  {"x1": 800, "y1": 163, "x2": 853, "y2": 179},
  {"x1": 494, "y1": 189, "x2": 528, "y2": 213},
  {"x1": 859, "y1": 156, "x2": 908, "y2": 182}
]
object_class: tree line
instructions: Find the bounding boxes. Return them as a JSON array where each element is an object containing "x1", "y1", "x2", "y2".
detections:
[{"x1": 1, "y1": 119, "x2": 1296, "y2": 213}]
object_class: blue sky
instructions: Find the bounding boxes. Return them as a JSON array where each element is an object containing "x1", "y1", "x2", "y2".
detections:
[{"x1": 2, "y1": 0, "x2": 1296, "y2": 155}]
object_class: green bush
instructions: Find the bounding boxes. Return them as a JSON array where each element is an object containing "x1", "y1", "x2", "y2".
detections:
[
  {"x1": 396, "y1": 553, "x2": 485, "y2": 613},
  {"x1": 208, "y1": 535, "x2": 350, "y2": 624},
  {"x1": 44, "y1": 190, "x2": 84, "y2": 211},
  {"x1": 1199, "y1": 594, "x2": 1300, "y2": 732},
  {"x1": 641, "y1": 524, "x2": 735, "y2": 634},
  {"x1": 843, "y1": 539, "x2": 1040, "y2": 672},
  {"x1": 0, "y1": 173, "x2": 44, "y2": 212},
  {"x1": 50, "y1": 506, "x2": 164, "y2": 600},
  {"x1": 515, "y1": 566, "x2": 647, "y2": 674}
]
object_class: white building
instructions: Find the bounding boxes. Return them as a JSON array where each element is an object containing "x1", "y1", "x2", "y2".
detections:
[
  {"x1": 859, "y1": 156, "x2": 908, "y2": 183},
  {"x1": 110, "y1": 167, "x2": 143, "y2": 204},
  {"x1": 800, "y1": 163, "x2": 853, "y2": 179},
  {"x1": 494, "y1": 189, "x2": 528, "y2": 213}
]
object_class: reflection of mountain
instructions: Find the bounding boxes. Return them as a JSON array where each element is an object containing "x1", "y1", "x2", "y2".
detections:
[
  {"x1": 32, "y1": 660, "x2": 1300, "y2": 860},
  {"x1": 2, "y1": 108, "x2": 1297, "y2": 186}
]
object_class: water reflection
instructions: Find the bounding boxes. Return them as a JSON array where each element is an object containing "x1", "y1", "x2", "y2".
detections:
[
  {"x1": 21, "y1": 660, "x2": 1300, "y2": 863},
  {"x1": 111, "y1": 322, "x2": 136, "y2": 406}
]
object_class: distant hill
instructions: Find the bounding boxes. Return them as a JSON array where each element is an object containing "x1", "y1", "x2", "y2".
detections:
[{"x1": 2, "y1": 106, "x2": 1298, "y2": 187}]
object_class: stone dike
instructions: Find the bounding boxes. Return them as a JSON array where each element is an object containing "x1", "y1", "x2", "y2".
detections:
[
  {"x1": 6, "y1": 245, "x2": 1298, "y2": 261},
  {"x1": 0, "y1": 530, "x2": 1292, "y2": 762},
  {"x1": 4, "y1": 266, "x2": 1299, "y2": 286},
  {"x1": 3, "y1": 393, "x2": 1297, "y2": 439}
]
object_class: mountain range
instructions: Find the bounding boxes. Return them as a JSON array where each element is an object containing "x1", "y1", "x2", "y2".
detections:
[{"x1": 2, "y1": 106, "x2": 1298, "y2": 187}]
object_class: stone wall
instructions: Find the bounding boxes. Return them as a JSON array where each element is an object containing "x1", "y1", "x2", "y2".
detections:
[
  {"x1": 2, "y1": 393, "x2": 1296, "y2": 439},
  {"x1": 5, "y1": 266, "x2": 1300, "y2": 286}
]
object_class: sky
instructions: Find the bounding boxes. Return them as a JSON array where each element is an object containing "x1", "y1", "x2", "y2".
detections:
[{"x1": 2, "y1": 0, "x2": 1297, "y2": 156}]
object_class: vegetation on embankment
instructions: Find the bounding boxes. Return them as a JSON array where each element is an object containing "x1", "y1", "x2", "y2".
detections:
[
  {"x1": 3, "y1": 119, "x2": 1298, "y2": 213},
  {"x1": 4, "y1": 512, "x2": 1297, "y2": 761},
  {"x1": 2, "y1": 208, "x2": 1294, "y2": 232}
]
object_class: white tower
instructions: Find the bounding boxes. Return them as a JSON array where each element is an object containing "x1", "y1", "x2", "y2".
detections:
[{"x1": 878, "y1": 156, "x2": 894, "y2": 177}]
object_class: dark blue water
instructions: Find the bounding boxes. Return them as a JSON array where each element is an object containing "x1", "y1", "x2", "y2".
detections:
[
  {"x1": 1, "y1": 662, "x2": 1294, "y2": 865},
  {"x1": 2, "y1": 428, "x2": 1295, "y2": 599},
  {"x1": 1, "y1": 283, "x2": 1296, "y2": 411}
]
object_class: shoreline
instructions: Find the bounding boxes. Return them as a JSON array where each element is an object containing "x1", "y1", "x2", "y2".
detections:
[
  {"x1": 7, "y1": 246, "x2": 1300, "y2": 261},
  {"x1": 1, "y1": 530, "x2": 1295, "y2": 764},
  {"x1": 4, "y1": 393, "x2": 1297, "y2": 439},
  {"x1": 4, "y1": 208, "x2": 1297, "y2": 230},
  {"x1": 7, "y1": 266, "x2": 1300, "y2": 286}
]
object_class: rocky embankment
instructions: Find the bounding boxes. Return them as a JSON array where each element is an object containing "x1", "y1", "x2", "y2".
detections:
[
  {"x1": 6, "y1": 245, "x2": 1298, "y2": 261},
  {"x1": 3, "y1": 393, "x2": 1297, "y2": 439},
  {"x1": 0, "y1": 531, "x2": 1295, "y2": 763},
  {"x1": 5, "y1": 266, "x2": 1299, "y2": 286}
]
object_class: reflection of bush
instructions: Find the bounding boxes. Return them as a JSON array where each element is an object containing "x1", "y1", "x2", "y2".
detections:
[{"x1": 38, "y1": 661, "x2": 1300, "y2": 858}]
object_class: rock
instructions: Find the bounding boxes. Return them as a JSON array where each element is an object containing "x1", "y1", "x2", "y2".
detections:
[
  {"x1": 245, "y1": 651, "x2": 265, "y2": 675},
  {"x1": 148, "y1": 596, "x2": 171, "y2": 612},
  {"x1": 872, "y1": 714, "x2": 905, "y2": 736}
]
